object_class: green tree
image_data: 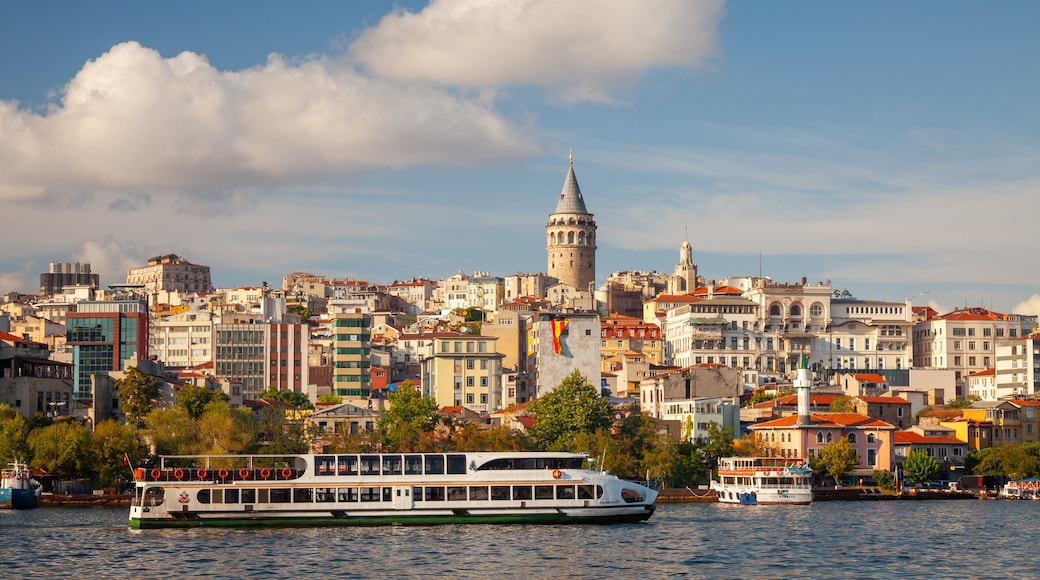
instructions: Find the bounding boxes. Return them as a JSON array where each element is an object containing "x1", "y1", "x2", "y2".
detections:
[
  {"x1": 177, "y1": 384, "x2": 215, "y2": 419},
  {"x1": 91, "y1": 419, "x2": 142, "y2": 487},
  {"x1": 449, "y1": 423, "x2": 527, "y2": 452},
  {"x1": 288, "y1": 304, "x2": 312, "y2": 321},
  {"x1": 145, "y1": 407, "x2": 199, "y2": 455},
  {"x1": 259, "y1": 388, "x2": 313, "y2": 410},
  {"x1": 317, "y1": 393, "x2": 343, "y2": 404},
  {"x1": 697, "y1": 423, "x2": 735, "y2": 471},
  {"x1": 903, "y1": 449, "x2": 941, "y2": 484},
  {"x1": 872, "y1": 469, "x2": 895, "y2": 491},
  {"x1": 28, "y1": 421, "x2": 92, "y2": 477},
  {"x1": 829, "y1": 396, "x2": 856, "y2": 413},
  {"x1": 117, "y1": 366, "x2": 161, "y2": 428},
  {"x1": 379, "y1": 382, "x2": 439, "y2": 452},
  {"x1": 811, "y1": 438, "x2": 858, "y2": 485},
  {"x1": 527, "y1": 370, "x2": 612, "y2": 451},
  {"x1": 253, "y1": 405, "x2": 309, "y2": 454},
  {"x1": 969, "y1": 443, "x2": 1040, "y2": 480},
  {"x1": 0, "y1": 409, "x2": 32, "y2": 465},
  {"x1": 199, "y1": 401, "x2": 256, "y2": 454}
]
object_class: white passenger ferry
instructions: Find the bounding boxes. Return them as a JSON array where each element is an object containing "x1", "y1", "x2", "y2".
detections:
[
  {"x1": 710, "y1": 457, "x2": 813, "y2": 505},
  {"x1": 129, "y1": 452, "x2": 658, "y2": 528}
]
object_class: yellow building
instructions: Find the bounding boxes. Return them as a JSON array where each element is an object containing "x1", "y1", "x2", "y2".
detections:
[
  {"x1": 601, "y1": 314, "x2": 664, "y2": 365},
  {"x1": 421, "y1": 335, "x2": 504, "y2": 414}
]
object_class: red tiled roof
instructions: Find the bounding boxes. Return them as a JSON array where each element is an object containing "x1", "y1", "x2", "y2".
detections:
[
  {"x1": 514, "y1": 416, "x2": 536, "y2": 429},
  {"x1": 894, "y1": 431, "x2": 964, "y2": 445},
  {"x1": 751, "y1": 412, "x2": 895, "y2": 429},
  {"x1": 852, "y1": 373, "x2": 887, "y2": 383},
  {"x1": 857, "y1": 396, "x2": 910, "y2": 405},
  {"x1": 937, "y1": 307, "x2": 1009, "y2": 321},
  {"x1": 752, "y1": 394, "x2": 842, "y2": 409},
  {"x1": 967, "y1": 368, "x2": 995, "y2": 378},
  {"x1": 1010, "y1": 399, "x2": 1040, "y2": 407}
]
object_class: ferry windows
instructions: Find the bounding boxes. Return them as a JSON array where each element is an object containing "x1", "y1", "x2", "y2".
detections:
[
  {"x1": 556, "y1": 486, "x2": 576, "y2": 500},
  {"x1": 315, "y1": 488, "x2": 336, "y2": 503},
  {"x1": 425, "y1": 487, "x2": 445, "y2": 501},
  {"x1": 382, "y1": 487, "x2": 393, "y2": 502},
  {"x1": 197, "y1": 489, "x2": 211, "y2": 504},
  {"x1": 535, "y1": 485, "x2": 554, "y2": 500},
  {"x1": 425, "y1": 455, "x2": 445, "y2": 474},
  {"x1": 383, "y1": 455, "x2": 403, "y2": 475},
  {"x1": 338, "y1": 488, "x2": 358, "y2": 502},
  {"x1": 294, "y1": 488, "x2": 313, "y2": 503},
  {"x1": 317, "y1": 456, "x2": 335, "y2": 476},
  {"x1": 360, "y1": 487, "x2": 380, "y2": 502},
  {"x1": 338, "y1": 455, "x2": 358, "y2": 476},
  {"x1": 270, "y1": 489, "x2": 291, "y2": 503},
  {"x1": 243, "y1": 489, "x2": 257, "y2": 503},
  {"x1": 512, "y1": 485, "x2": 533, "y2": 500},
  {"x1": 412, "y1": 487, "x2": 423, "y2": 501},
  {"x1": 446, "y1": 455, "x2": 467, "y2": 474},
  {"x1": 577, "y1": 485, "x2": 597, "y2": 500},
  {"x1": 360, "y1": 455, "x2": 380, "y2": 475},
  {"x1": 257, "y1": 489, "x2": 268, "y2": 503},
  {"x1": 491, "y1": 486, "x2": 510, "y2": 501},
  {"x1": 224, "y1": 489, "x2": 239, "y2": 504},
  {"x1": 447, "y1": 486, "x2": 467, "y2": 501},
  {"x1": 469, "y1": 486, "x2": 489, "y2": 500},
  {"x1": 405, "y1": 455, "x2": 423, "y2": 475}
]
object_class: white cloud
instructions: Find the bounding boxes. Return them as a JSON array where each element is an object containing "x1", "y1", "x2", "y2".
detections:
[
  {"x1": 0, "y1": 41, "x2": 538, "y2": 204},
  {"x1": 72, "y1": 238, "x2": 148, "y2": 288},
  {"x1": 0, "y1": 261, "x2": 35, "y2": 296},
  {"x1": 349, "y1": 0, "x2": 724, "y2": 102},
  {"x1": 1013, "y1": 295, "x2": 1040, "y2": 322}
]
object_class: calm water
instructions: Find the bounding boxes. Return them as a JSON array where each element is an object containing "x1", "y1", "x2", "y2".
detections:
[{"x1": 1, "y1": 501, "x2": 1035, "y2": 578}]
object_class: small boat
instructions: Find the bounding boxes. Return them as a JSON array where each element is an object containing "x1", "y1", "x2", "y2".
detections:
[
  {"x1": 1, "y1": 461, "x2": 42, "y2": 509},
  {"x1": 710, "y1": 457, "x2": 813, "y2": 505},
  {"x1": 1000, "y1": 478, "x2": 1040, "y2": 500},
  {"x1": 128, "y1": 451, "x2": 658, "y2": 528}
]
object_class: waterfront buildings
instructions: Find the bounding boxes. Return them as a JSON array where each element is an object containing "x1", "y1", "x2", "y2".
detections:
[
  {"x1": 421, "y1": 334, "x2": 504, "y2": 413},
  {"x1": 126, "y1": 254, "x2": 213, "y2": 294},
  {"x1": 328, "y1": 302, "x2": 372, "y2": 399},
  {"x1": 65, "y1": 298, "x2": 148, "y2": 399},
  {"x1": 39, "y1": 262, "x2": 98, "y2": 297}
]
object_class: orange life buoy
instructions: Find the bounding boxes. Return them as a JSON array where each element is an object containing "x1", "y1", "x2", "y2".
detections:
[
  {"x1": 218, "y1": 468, "x2": 229, "y2": 479},
  {"x1": 552, "y1": 469, "x2": 562, "y2": 479},
  {"x1": 150, "y1": 468, "x2": 161, "y2": 480},
  {"x1": 239, "y1": 468, "x2": 251, "y2": 479},
  {"x1": 260, "y1": 468, "x2": 272, "y2": 480},
  {"x1": 281, "y1": 468, "x2": 292, "y2": 479},
  {"x1": 173, "y1": 468, "x2": 184, "y2": 480},
  {"x1": 134, "y1": 469, "x2": 144, "y2": 480},
  {"x1": 197, "y1": 468, "x2": 208, "y2": 479}
]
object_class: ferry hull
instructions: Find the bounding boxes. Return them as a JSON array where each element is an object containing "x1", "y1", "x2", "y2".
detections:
[{"x1": 129, "y1": 505, "x2": 656, "y2": 529}]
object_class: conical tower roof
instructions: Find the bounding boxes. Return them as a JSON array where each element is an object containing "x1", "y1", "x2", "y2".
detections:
[{"x1": 553, "y1": 152, "x2": 589, "y2": 215}]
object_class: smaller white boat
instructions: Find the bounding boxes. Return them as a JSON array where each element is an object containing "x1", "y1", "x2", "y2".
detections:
[
  {"x1": 711, "y1": 457, "x2": 813, "y2": 505},
  {"x1": 1000, "y1": 478, "x2": 1040, "y2": 500},
  {"x1": 1, "y1": 461, "x2": 42, "y2": 509}
]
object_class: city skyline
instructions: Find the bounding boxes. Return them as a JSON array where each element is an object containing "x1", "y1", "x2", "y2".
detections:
[{"x1": 2, "y1": 1, "x2": 1038, "y2": 317}]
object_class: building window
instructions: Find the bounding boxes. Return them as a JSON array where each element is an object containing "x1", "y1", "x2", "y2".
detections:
[{"x1": 847, "y1": 433, "x2": 857, "y2": 444}]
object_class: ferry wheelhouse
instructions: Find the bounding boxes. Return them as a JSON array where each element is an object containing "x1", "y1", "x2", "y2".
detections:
[
  {"x1": 710, "y1": 457, "x2": 813, "y2": 505},
  {"x1": 129, "y1": 452, "x2": 657, "y2": 528}
]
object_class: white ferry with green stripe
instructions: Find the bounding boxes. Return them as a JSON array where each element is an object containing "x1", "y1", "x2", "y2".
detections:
[{"x1": 128, "y1": 452, "x2": 657, "y2": 528}]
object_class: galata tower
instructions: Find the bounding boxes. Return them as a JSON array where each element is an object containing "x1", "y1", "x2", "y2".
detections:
[{"x1": 546, "y1": 150, "x2": 597, "y2": 292}]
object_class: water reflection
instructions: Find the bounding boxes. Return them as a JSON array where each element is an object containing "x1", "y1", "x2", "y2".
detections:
[{"x1": 2, "y1": 502, "x2": 1038, "y2": 578}]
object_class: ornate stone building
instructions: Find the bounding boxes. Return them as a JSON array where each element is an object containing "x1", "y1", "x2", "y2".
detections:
[{"x1": 546, "y1": 152, "x2": 597, "y2": 293}]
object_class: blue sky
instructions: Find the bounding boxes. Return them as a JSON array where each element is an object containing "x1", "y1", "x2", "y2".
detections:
[{"x1": 2, "y1": 1, "x2": 1038, "y2": 317}]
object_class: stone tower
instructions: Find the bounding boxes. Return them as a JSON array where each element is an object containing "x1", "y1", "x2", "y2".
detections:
[
  {"x1": 668, "y1": 235, "x2": 698, "y2": 295},
  {"x1": 546, "y1": 151, "x2": 597, "y2": 292}
]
